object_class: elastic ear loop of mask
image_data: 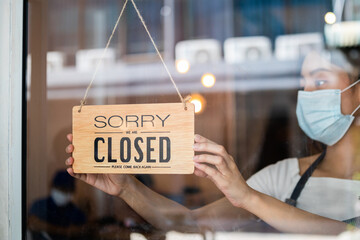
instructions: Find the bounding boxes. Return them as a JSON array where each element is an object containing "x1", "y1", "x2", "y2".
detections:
[
  {"x1": 351, "y1": 104, "x2": 360, "y2": 116},
  {"x1": 340, "y1": 79, "x2": 360, "y2": 116}
]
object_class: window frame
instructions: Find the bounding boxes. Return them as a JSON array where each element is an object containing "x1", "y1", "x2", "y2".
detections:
[{"x1": 0, "y1": 0, "x2": 25, "y2": 239}]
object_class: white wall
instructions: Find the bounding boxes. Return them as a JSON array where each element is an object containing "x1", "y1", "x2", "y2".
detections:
[{"x1": 0, "y1": 0, "x2": 23, "y2": 239}]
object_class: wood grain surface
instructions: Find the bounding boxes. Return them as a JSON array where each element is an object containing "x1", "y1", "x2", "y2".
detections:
[{"x1": 72, "y1": 103, "x2": 194, "y2": 174}]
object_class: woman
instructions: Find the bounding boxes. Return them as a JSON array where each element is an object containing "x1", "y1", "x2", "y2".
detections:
[{"x1": 65, "y1": 50, "x2": 360, "y2": 235}]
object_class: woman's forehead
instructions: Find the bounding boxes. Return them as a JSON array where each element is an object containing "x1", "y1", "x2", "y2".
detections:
[{"x1": 301, "y1": 51, "x2": 345, "y2": 76}]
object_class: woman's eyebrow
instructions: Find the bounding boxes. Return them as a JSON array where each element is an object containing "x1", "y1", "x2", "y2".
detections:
[{"x1": 309, "y1": 68, "x2": 332, "y2": 75}]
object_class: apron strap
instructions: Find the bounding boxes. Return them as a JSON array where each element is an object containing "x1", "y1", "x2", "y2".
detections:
[
  {"x1": 285, "y1": 146, "x2": 327, "y2": 207},
  {"x1": 343, "y1": 216, "x2": 360, "y2": 227}
]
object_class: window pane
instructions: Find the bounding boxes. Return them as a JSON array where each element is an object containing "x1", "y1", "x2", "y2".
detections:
[{"x1": 26, "y1": 0, "x2": 360, "y2": 239}]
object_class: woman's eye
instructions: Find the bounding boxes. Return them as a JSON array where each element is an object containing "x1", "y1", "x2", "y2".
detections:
[{"x1": 315, "y1": 80, "x2": 327, "y2": 87}]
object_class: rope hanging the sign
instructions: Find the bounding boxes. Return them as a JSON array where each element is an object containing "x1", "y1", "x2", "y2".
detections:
[{"x1": 78, "y1": 0, "x2": 189, "y2": 113}]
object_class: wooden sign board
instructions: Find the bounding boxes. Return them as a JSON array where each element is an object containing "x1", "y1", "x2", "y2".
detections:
[{"x1": 72, "y1": 103, "x2": 194, "y2": 174}]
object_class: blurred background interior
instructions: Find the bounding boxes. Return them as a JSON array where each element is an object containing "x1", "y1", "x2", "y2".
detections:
[{"x1": 26, "y1": 0, "x2": 360, "y2": 239}]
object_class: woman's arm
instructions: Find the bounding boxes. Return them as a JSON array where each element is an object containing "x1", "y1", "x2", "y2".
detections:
[
  {"x1": 65, "y1": 134, "x2": 255, "y2": 232},
  {"x1": 118, "y1": 175, "x2": 255, "y2": 232},
  {"x1": 246, "y1": 190, "x2": 347, "y2": 235},
  {"x1": 193, "y1": 134, "x2": 348, "y2": 235}
]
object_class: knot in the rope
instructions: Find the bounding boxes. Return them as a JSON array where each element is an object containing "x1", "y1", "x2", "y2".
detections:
[
  {"x1": 78, "y1": 100, "x2": 86, "y2": 113},
  {"x1": 183, "y1": 95, "x2": 192, "y2": 110}
]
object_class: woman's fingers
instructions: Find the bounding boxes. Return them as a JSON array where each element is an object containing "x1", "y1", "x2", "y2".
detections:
[
  {"x1": 65, "y1": 157, "x2": 74, "y2": 166},
  {"x1": 195, "y1": 163, "x2": 225, "y2": 185},
  {"x1": 194, "y1": 168, "x2": 208, "y2": 178},
  {"x1": 193, "y1": 142, "x2": 231, "y2": 163},
  {"x1": 65, "y1": 133, "x2": 84, "y2": 181},
  {"x1": 66, "y1": 167, "x2": 76, "y2": 177},
  {"x1": 65, "y1": 157, "x2": 78, "y2": 178},
  {"x1": 67, "y1": 133, "x2": 73, "y2": 142},
  {"x1": 194, "y1": 154, "x2": 230, "y2": 176},
  {"x1": 65, "y1": 144, "x2": 74, "y2": 154},
  {"x1": 193, "y1": 137, "x2": 239, "y2": 170},
  {"x1": 194, "y1": 134, "x2": 215, "y2": 144},
  {"x1": 66, "y1": 167, "x2": 87, "y2": 182}
]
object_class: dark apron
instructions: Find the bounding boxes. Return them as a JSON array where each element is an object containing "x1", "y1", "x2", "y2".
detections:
[{"x1": 285, "y1": 147, "x2": 360, "y2": 227}]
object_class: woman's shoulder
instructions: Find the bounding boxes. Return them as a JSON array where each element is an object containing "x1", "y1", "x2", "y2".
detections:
[
  {"x1": 297, "y1": 154, "x2": 320, "y2": 176},
  {"x1": 258, "y1": 157, "x2": 299, "y2": 176},
  {"x1": 246, "y1": 158, "x2": 299, "y2": 196}
]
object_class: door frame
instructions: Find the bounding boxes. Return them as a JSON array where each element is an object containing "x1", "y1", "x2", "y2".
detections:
[{"x1": 0, "y1": 0, "x2": 25, "y2": 239}]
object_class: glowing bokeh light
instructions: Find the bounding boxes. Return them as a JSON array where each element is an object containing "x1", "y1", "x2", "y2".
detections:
[
  {"x1": 201, "y1": 73, "x2": 216, "y2": 88},
  {"x1": 190, "y1": 94, "x2": 206, "y2": 114},
  {"x1": 191, "y1": 99, "x2": 202, "y2": 113},
  {"x1": 324, "y1": 12, "x2": 336, "y2": 25},
  {"x1": 176, "y1": 59, "x2": 190, "y2": 74}
]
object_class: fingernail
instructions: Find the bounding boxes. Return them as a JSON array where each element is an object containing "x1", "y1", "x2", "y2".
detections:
[
  {"x1": 194, "y1": 134, "x2": 200, "y2": 141},
  {"x1": 193, "y1": 143, "x2": 199, "y2": 150},
  {"x1": 193, "y1": 155, "x2": 198, "y2": 161},
  {"x1": 194, "y1": 162, "x2": 201, "y2": 167}
]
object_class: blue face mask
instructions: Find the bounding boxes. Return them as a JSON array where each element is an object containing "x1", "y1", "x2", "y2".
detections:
[{"x1": 296, "y1": 79, "x2": 360, "y2": 146}]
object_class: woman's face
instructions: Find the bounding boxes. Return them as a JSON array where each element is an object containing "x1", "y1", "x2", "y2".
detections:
[{"x1": 301, "y1": 51, "x2": 360, "y2": 116}]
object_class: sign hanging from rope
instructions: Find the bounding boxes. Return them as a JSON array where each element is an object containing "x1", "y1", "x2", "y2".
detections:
[{"x1": 72, "y1": 0, "x2": 194, "y2": 174}]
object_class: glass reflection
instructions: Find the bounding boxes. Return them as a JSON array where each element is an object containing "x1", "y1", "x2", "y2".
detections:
[{"x1": 26, "y1": 0, "x2": 360, "y2": 239}]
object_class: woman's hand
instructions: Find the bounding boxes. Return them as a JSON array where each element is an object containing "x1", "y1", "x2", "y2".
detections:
[
  {"x1": 65, "y1": 134, "x2": 130, "y2": 197},
  {"x1": 193, "y1": 134, "x2": 253, "y2": 208}
]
